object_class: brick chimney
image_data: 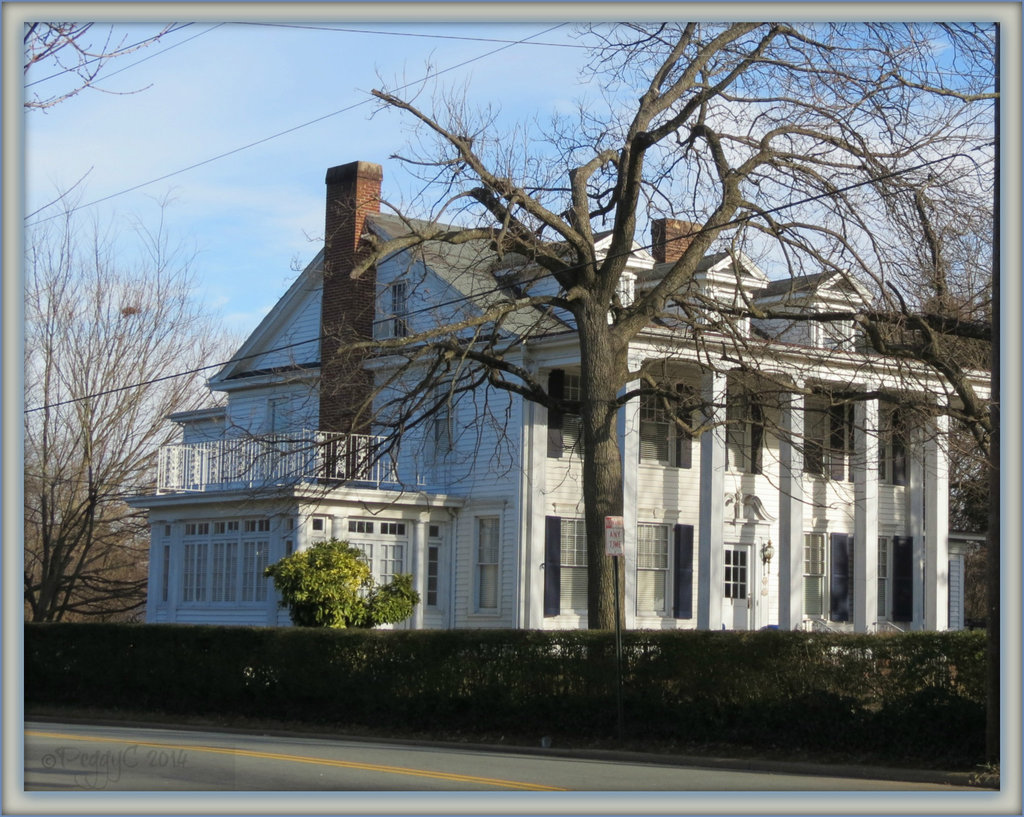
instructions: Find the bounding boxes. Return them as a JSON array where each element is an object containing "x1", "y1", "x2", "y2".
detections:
[
  {"x1": 319, "y1": 161, "x2": 383, "y2": 434},
  {"x1": 651, "y1": 218, "x2": 700, "y2": 264}
]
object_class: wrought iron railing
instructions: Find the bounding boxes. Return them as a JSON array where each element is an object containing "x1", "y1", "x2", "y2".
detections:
[{"x1": 157, "y1": 431, "x2": 396, "y2": 493}]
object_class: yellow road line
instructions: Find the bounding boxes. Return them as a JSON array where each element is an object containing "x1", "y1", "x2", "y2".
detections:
[{"x1": 25, "y1": 730, "x2": 567, "y2": 791}]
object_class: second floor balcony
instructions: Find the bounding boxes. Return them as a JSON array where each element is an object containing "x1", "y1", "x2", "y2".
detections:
[{"x1": 156, "y1": 431, "x2": 397, "y2": 494}]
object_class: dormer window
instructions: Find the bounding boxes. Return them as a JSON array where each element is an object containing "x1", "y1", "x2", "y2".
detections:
[{"x1": 376, "y1": 280, "x2": 409, "y2": 338}]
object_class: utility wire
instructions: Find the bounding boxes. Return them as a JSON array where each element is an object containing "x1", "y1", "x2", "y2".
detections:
[
  {"x1": 25, "y1": 22, "x2": 202, "y2": 88},
  {"x1": 25, "y1": 23, "x2": 568, "y2": 226},
  {"x1": 24, "y1": 149, "x2": 979, "y2": 416},
  {"x1": 237, "y1": 21, "x2": 587, "y2": 48}
]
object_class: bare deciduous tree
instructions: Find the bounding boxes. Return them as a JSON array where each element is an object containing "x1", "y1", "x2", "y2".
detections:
[
  {"x1": 339, "y1": 22, "x2": 994, "y2": 632},
  {"x1": 24, "y1": 194, "x2": 228, "y2": 620},
  {"x1": 23, "y1": 22, "x2": 172, "y2": 110}
]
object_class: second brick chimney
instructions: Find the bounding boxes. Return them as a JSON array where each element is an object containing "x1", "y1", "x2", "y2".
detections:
[
  {"x1": 319, "y1": 161, "x2": 383, "y2": 434},
  {"x1": 651, "y1": 218, "x2": 701, "y2": 264}
]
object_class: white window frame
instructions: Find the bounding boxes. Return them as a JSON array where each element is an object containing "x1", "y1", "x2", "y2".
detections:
[
  {"x1": 210, "y1": 540, "x2": 239, "y2": 603},
  {"x1": 724, "y1": 547, "x2": 749, "y2": 601},
  {"x1": 639, "y1": 390, "x2": 694, "y2": 469},
  {"x1": 636, "y1": 523, "x2": 670, "y2": 615},
  {"x1": 432, "y1": 385, "x2": 453, "y2": 458},
  {"x1": 559, "y1": 518, "x2": 588, "y2": 613},
  {"x1": 878, "y1": 408, "x2": 908, "y2": 486},
  {"x1": 181, "y1": 541, "x2": 208, "y2": 603},
  {"x1": 241, "y1": 539, "x2": 269, "y2": 602},
  {"x1": 726, "y1": 390, "x2": 763, "y2": 474},
  {"x1": 877, "y1": 535, "x2": 891, "y2": 620},
  {"x1": 475, "y1": 517, "x2": 500, "y2": 613},
  {"x1": 803, "y1": 533, "x2": 827, "y2": 618},
  {"x1": 347, "y1": 519, "x2": 406, "y2": 585},
  {"x1": 426, "y1": 526, "x2": 442, "y2": 608},
  {"x1": 376, "y1": 280, "x2": 409, "y2": 339},
  {"x1": 549, "y1": 373, "x2": 583, "y2": 459}
]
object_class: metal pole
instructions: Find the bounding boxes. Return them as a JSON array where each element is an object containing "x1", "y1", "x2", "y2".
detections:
[{"x1": 613, "y1": 554, "x2": 623, "y2": 743}]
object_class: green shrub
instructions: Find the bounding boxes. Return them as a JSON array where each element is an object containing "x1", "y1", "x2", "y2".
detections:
[
  {"x1": 24, "y1": 624, "x2": 986, "y2": 766},
  {"x1": 264, "y1": 539, "x2": 419, "y2": 628}
]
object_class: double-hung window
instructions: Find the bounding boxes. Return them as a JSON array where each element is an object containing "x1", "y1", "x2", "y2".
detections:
[
  {"x1": 877, "y1": 536, "x2": 890, "y2": 619},
  {"x1": 879, "y1": 408, "x2": 908, "y2": 485},
  {"x1": 636, "y1": 524, "x2": 670, "y2": 614},
  {"x1": 432, "y1": 384, "x2": 453, "y2": 458},
  {"x1": 804, "y1": 396, "x2": 854, "y2": 481},
  {"x1": 476, "y1": 517, "x2": 500, "y2": 611},
  {"x1": 182, "y1": 541, "x2": 208, "y2": 603},
  {"x1": 559, "y1": 518, "x2": 588, "y2": 612},
  {"x1": 727, "y1": 390, "x2": 764, "y2": 474},
  {"x1": 803, "y1": 532, "x2": 854, "y2": 622},
  {"x1": 803, "y1": 534, "x2": 827, "y2": 618},
  {"x1": 639, "y1": 386, "x2": 694, "y2": 468},
  {"x1": 547, "y1": 370, "x2": 583, "y2": 458},
  {"x1": 211, "y1": 540, "x2": 238, "y2": 603}
]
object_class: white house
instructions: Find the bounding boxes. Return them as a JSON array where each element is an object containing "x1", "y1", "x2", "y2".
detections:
[{"x1": 130, "y1": 160, "x2": 981, "y2": 633}]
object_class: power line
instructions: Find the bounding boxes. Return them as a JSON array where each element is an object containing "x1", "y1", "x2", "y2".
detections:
[
  {"x1": 24, "y1": 23, "x2": 202, "y2": 88},
  {"x1": 24, "y1": 149, "x2": 977, "y2": 416},
  {"x1": 236, "y1": 21, "x2": 588, "y2": 48},
  {"x1": 25, "y1": 23, "x2": 569, "y2": 226},
  {"x1": 24, "y1": 337, "x2": 319, "y2": 414}
]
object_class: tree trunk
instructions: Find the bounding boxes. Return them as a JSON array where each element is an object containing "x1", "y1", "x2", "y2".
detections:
[{"x1": 577, "y1": 301, "x2": 628, "y2": 630}]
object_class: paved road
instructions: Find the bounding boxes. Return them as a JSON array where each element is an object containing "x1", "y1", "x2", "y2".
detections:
[{"x1": 23, "y1": 721, "x2": 981, "y2": 797}]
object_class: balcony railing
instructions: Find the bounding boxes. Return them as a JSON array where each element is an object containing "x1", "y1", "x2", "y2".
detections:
[{"x1": 157, "y1": 431, "x2": 397, "y2": 493}]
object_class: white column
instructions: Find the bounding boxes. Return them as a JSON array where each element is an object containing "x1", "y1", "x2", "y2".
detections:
[
  {"x1": 925, "y1": 413, "x2": 950, "y2": 630},
  {"x1": 521, "y1": 395, "x2": 549, "y2": 629},
  {"x1": 907, "y1": 424, "x2": 926, "y2": 630},
  {"x1": 854, "y1": 398, "x2": 880, "y2": 633},
  {"x1": 778, "y1": 388, "x2": 804, "y2": 630},
  {"x1": 412, "y1": 514, "x2": 429, "y2": 629},
  {"x1": 166, "y1": 522, "x2": 181, "y2": 623},
  {"x1": 698, "y1": 370, "x2": 727, "y2": 630},
  {"x1": 146, "y1": 521, "x2": 163, "y2": 623},
  {"x1": 620, "y1": 377, "x2": 641, "y2": 630}
]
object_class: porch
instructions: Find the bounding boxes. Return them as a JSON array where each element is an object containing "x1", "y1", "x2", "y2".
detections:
[{"x1": 156, "y1": 431, "x2": 396, "y2": 493}]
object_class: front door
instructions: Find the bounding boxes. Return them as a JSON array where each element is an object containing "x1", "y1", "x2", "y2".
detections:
[{"x1": 722, "y1": 545, "x2": 752, "y2": 630}]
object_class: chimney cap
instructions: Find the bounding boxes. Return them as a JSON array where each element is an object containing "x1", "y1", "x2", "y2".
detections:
[{"x1": 325, "y1": 161, "x2": 383, "y2": 186}]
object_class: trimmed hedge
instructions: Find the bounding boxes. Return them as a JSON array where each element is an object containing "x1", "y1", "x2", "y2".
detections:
[{"x1": 24, "y1": 624, "x2": 986, "y2": 766}]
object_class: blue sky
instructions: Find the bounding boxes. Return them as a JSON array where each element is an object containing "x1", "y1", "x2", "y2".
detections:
[{"x1": 24, "y1": 18, "x2": 596, "y2": 336}]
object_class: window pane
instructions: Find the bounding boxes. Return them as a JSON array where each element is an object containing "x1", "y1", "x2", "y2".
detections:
[
  {"x1": 478, "y1": 564, "x2": 498, "y2": 609},
  {"x1": 477, "y1": 517, "x2": 500, "y2": 611},
  {"x1": 637, "y1": 570, "x2": 666, "y2": 613},
  {"x1": 803, "y1": 534, "x2": 826, "y2": 616},
  {"x1": 560, "y1": 519, "x2": 587, "y2": 611}
]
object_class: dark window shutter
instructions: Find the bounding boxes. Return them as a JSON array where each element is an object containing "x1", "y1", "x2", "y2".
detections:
[
  {"x1": 544, "y1": 516, "x2": 561, "y2": 617},
  {"x1": 547, "y1": 370, "x2": 565, "y2": 458},
  {"x1": 829, "y1": 405, "x2": 847, "y2": 481},
  {"x1": 892, "y1": 535, "x2": 914, "y2": 621},
  {"x1": 673, "y1": 524, "x2": 694, "y2": 619},
  {"x1": 750, "y1": 400, "x2": 764, "y2": 474},
  {"x1": 829, "y1": 533, "x2": 852, "y2": 622},
  {"x1": 891, "y1": 411, "x2": 907, "y2": 486}
]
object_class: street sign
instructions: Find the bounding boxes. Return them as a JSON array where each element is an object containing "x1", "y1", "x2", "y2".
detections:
[{"x1": 604, "y1": 515, "x2": 624, "y2": 556}]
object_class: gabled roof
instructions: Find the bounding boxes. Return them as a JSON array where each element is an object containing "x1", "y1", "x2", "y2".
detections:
[
  {"x1": 367, "y1": 212, "x2": 571, "y2": 336},
  {"x1": 644, "y1": 249, "x2": 765, "y2": 280},
  {"x1": 756, "y1": 269, "x2": 872, "y2": 307},
  {"x1": 210, "y1": 249, "x2": 324, "y2": 386}
]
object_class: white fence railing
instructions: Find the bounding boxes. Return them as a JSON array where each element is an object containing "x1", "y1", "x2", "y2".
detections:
[{"x1": 157, "y1": 431, "x2": 396, "y2": 493}]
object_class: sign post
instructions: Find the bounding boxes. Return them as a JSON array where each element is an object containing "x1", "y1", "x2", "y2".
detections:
[{"x1": 605, "y1": 516, "x2": 625, "y2": 743}]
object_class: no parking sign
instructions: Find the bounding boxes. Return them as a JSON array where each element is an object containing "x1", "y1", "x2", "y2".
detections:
[{"x1": 604, "y1": 516, "x2": 624, "y2": 556}]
